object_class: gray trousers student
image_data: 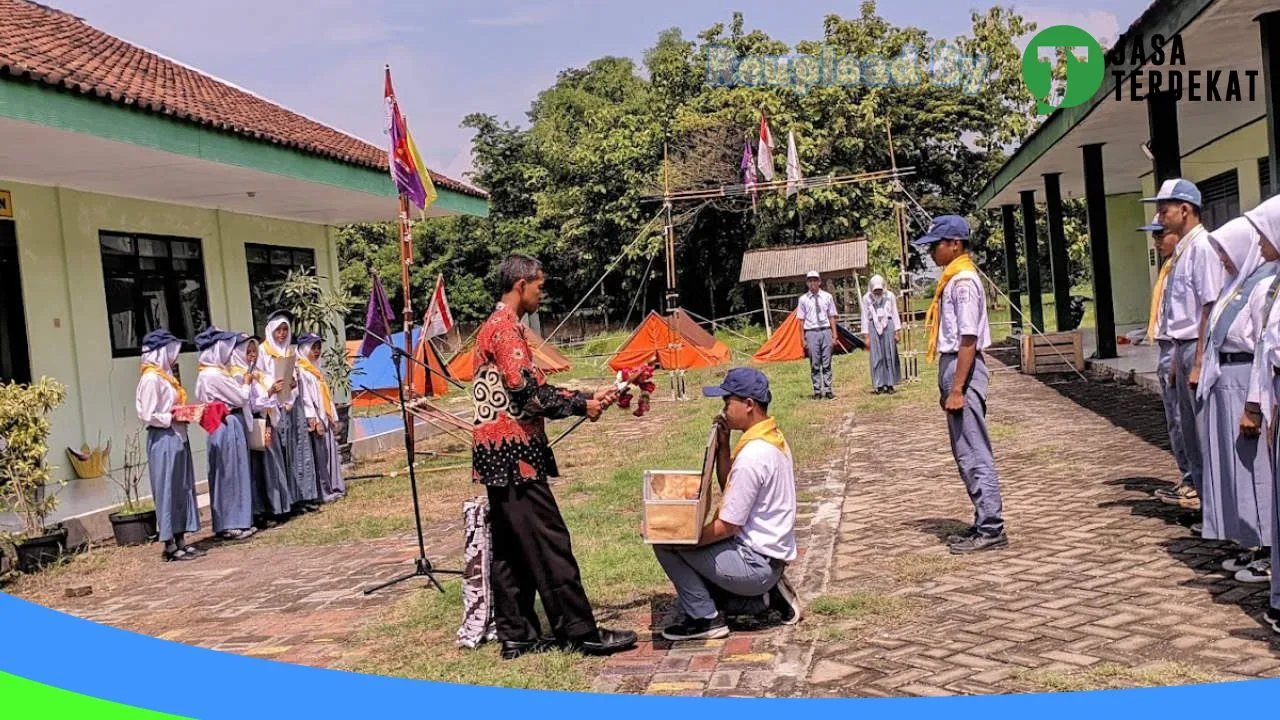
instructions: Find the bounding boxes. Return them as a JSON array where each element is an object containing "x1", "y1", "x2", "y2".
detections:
[
  {"x1": 653, "y1": 538, "x2": 783, "y2": 620},
  {"x1": 938, "y1": 352, "x2": 1004, "y2": 536},
  {"x1": 1157, "y1": 340, "x2": 1193, "y2": 486},
  {"x1": 1172, "y1": 339, "x2": 1205, "y2": 493},
  {"x1": 805, "y1": 328, "x2": 833, "y2": 395}
]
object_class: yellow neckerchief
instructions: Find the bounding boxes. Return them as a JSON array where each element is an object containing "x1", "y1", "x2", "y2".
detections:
[
  {"x1": 230, "y1": 365, "x2": 271, "y2": 394},
  {"x1": 198, "y1": 364, "x2": 232, "y2": 377},
  {"x1": 141, "y1": 364, "x2": 187, "y2": 405},
  {"x1": 925, "y1": 252, "x2": 979, "y2": 362},
  {"x1": 297, "y1": 355, "x2": 337, "y2": 422},
  {"x1": 262, "y1": 342, "x2": 291, "y2": 359},
  {"x1": 731, "y1": 416, "x2": 789, "y2": 461},
  {"x1": 1148, "y1": 236, "x2": 1193, "y2": 340}
]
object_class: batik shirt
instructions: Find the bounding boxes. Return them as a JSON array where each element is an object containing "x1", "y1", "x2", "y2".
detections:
[{"x1": 471, "y1": 303, "x2": 589, "y2": 487}]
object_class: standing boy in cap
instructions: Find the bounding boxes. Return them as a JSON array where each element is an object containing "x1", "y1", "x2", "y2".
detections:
[
  {"x1": 1145, "y1": 179, "x2": 1220, "y2": 510},
  {"x1": 652, "y1": 367, "x2": 801, "y2": 640},
  {"x1": 797, "y1": 270, "x2": 839, "y2": 399},
  {"x1": 1141, "y1": 215, "x2": 1196, "y2": 517},
  {"x1": 912, "y1": 215, "x2": 1008, "y2": 554}
]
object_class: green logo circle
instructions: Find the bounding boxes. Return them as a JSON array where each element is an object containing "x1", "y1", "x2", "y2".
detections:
[{"x1": 1021, "y1": 25, "x2": 1104, "y2": 114}]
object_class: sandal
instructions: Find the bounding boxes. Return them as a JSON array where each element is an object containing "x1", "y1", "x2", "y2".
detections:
[
  {"x1": 163, "y1": 548, "x2": 199, "y2": 562},
  {"x1": 182, "y1": 545, "x2": 207, "y2": 558}
]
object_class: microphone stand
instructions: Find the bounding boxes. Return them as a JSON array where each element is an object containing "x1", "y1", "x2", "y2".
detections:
[{"x1": 360, "y1": 327, "x2": 463, "y2": 595}]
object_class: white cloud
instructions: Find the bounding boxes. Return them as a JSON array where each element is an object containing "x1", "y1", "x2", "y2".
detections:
[{"x1": 1015, "y1": 6, "x2": 1122, "y2": 49}]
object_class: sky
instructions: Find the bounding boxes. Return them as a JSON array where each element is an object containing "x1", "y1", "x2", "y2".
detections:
[{"x1": 49, "y1": 0, "x2": 1152, "y2": 185}]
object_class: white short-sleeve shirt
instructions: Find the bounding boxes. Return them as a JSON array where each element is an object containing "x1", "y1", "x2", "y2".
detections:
[
  {"x1": 1162, "y1": 225, "x2": 1223, "y2": 341},
  {"x1": 936, "y1": 272, "x2": 991, "y2": 354},
  {"x1": 797, "y1": 290, "x2": 839, "y2": 331},
  {"x1": 719, "y1": 438, "x2": 797, "y2": 562}
]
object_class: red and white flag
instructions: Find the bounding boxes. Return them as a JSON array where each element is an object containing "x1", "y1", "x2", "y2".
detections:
[
  {"x1": 757, "y1": 110, "x2": 776, "y2": 182},
  {"x1": 423, "y1": 274, "x2": 454, "y2": 339}
]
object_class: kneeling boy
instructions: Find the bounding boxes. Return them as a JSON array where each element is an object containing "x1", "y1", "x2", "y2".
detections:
[{"x1": 653, "y1": 368, "x2": 801, "y2": 640}]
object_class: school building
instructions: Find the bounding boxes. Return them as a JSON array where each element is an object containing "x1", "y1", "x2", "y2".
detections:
[
  {"x1": 976, "y1": 0, "x2": 1278, "y2": 377},
  {"x1": 0, "y1": 0, "x2": 488, "y2": 517}
]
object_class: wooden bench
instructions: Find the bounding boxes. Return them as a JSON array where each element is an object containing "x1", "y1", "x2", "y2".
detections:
[{"x1": 1019, "y1": 330, "x2": 1084, "y2": 374}]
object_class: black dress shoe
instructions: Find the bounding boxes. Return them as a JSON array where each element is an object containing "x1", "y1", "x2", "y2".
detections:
[
  {"x1": 500, "y1": 637, "x2": 556, "y2": 661},
  {"x1": 567, "y1": 628, "x2": 638, "y2": 656}
]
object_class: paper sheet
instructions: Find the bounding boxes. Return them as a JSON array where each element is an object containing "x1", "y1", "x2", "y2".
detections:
[{"x1": 274, "y1": 353, "x2": 296, "y2": 406}]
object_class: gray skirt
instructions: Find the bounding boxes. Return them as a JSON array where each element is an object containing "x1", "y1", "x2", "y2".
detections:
[
  {"x1": 146, "y1": 426, "x2": 199, "y2": 543},
  {"x1": 207, "y1": 409, "x2": 254, "y2": 533},
  {"x1": 311, "y1": 425, "x2": 346, "y2": 503},
  {"x1": 286, "y1": 401, "x2": 319, "y2": 505},
  {"x1": 868, "y1": 325, "x2": 900, "y2": 388},
  {"x1": 1201, "y1": 361, "x2": 1273, "y2": 547},
  {"x1": 261, "y1": 408, "x2": 294, "y2": 515}
]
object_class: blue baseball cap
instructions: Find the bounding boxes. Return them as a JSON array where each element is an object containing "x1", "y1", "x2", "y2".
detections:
[
  {"x1": 703, "y1": 367, "x2": 772, "y2": 405},
  {"x1": 912, "y1": 215, "x2": 971, "y2": 248},
  {"x1": 1142, "y1": 178, "x2": 1201, "y2": 208},
  {"x1": 1137, "y1": 214, "x2": 1164, "y2": 232}
]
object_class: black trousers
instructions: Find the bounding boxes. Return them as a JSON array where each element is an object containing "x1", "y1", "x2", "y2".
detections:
[{"x1": 486, "y1": 481, "x2": 598, "y2": 642}]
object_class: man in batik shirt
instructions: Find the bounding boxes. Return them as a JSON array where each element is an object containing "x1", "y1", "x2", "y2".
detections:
[{"x1": 472, "y1": 254, "x2": 637, "y2": 660}]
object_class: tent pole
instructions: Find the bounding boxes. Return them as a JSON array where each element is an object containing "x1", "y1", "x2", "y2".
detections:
[{"x1": 760, "y1": 281, "x2": 773, "y2": 338}]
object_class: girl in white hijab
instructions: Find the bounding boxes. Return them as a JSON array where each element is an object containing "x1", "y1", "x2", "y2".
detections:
[
  {"x1": 860, "y1": 275, "x2": 902, "y2": 394},
  {"x1": 1240, "y1": 196, "x2": 1280, "y2": 631},
  {"x1": 259, "y1": 311, "x2": 320, "y2": 513},
  {"x1": 297, "y1": 333, "x2": 346, "y2": 503},
  {"x1": 135, "y1": 328, "x2": 202, "y2": 561},
  {"x1": 195, "y1": 327, "x2": 256, "y2": 541},
  {"x1": 1198, "y1": 217, "x2": 1276, "y2": 581},
  {"x1": 231, "y1": 334, "x2": 280, "y2": 527}
]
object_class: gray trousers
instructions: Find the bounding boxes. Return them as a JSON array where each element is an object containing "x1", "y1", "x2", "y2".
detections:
[
  {"x1": 653, "y1": 537, "x2": 783, "y2": 620},
  {"x1": 1172, "y1": 339, "x2": 1205, "y2": 493},
  {"x1": 1157, "y1": 340, "x2": 1193, "y2": 486},
  {"x1": 805, "y1": 328, "x2": 834, "y2": 394},
  {"x1": 938, "y1": 353, "x2": 1005, "y2": 536}
]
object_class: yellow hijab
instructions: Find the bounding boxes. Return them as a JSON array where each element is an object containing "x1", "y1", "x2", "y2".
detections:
[{"x1": 925, "y1": 252, "x2": 979, "y2": 362}]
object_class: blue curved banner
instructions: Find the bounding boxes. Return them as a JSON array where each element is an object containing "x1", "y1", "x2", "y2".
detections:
[{"x1": 0, "y1": 591, "x2": 1272, "y2": 718}]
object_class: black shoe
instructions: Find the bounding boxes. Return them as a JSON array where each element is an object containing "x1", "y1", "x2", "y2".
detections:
[
  {"x1": 768, "y1": 574, "x2": 801, "y2": 625},
  {"x1": 946, "y1": 525, "x2": 979, "y2": 544},
  {"x1": 500, "y1": 637, "x2": 556, "y2": 661},
  {"x1": 1265, "y1": 608, "x2": 1280, "y2": 635},
  {"x1": 824, "y1": 392, "x2": 835, "y2": 400},
  {"x1": 181, "y1": 545, "x2": 207, "y2": 558},
  {"x1": 949, "y1": 532, "x2": 1009, "y2": 554},
  {"x1": 162, "y1": 547, "x2": 200, "y2": 562},
  {"x1": 568, "y1": 628, "x2": 639, "y2": 655},
  {"x1": 812, "y1": 393, "x2": 822, "y2": 400},
  {"x1": 885, "y1": 387, "x2": 896, "y2": 395},
  {"x1": 661, "y1": 615, "x2": 729, "y2": 641}
]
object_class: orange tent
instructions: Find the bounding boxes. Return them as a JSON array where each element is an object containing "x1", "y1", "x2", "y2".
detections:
[
  {"x1": 410, "y1": 334, "x2": 451, "y2": 398},
  {"x1": 607, "y1": 310, "x2": 730, "y2": 371},
  {"x1": 752, "y1": 310, "x2": 861, "y2": 363},
  {"x1": 446, "y1": 329, "x2": 572, "y2": 382}
]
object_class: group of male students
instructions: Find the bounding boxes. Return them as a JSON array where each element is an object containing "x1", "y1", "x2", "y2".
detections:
[
  {"x1": 468, "y1": 232, "x2": 1011, "y2": 657},
  {"x1": 1142, "y1": 178, "x2": 1280, "y2": 633},
  {"x1": 134, "y1": 311, "x2": 346, "y2": 562}
]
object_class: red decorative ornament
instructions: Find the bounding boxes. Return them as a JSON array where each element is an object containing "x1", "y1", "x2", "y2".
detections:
[{"x1": 615, "y1": 362, "x2": 658, "y2": 417}]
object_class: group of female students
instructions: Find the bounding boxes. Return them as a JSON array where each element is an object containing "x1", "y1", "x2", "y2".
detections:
[
  {"x1": 1167, "y1": 195, "x2": 1280, "y2": 633},
  {"x1": 135, "y1": 311, "x2": 346, "y2": 561}
]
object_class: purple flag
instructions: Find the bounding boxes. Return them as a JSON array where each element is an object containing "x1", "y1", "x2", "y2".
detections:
[{"x1": 359, "y1": 273, "x2": 395, "y2": 358}]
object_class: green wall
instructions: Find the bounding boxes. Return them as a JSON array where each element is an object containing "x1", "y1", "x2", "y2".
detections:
[
  {"x1": 2, "y1": 178, "x2": 342, "y2": 481},
  {"x1": 1104, "y1": 193, "x2": 1154, "y2": 327}
]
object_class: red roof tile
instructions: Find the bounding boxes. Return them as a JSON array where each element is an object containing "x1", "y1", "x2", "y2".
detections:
[{"x1": 0, "y1": 0, "x2": 487, "y2": 200}]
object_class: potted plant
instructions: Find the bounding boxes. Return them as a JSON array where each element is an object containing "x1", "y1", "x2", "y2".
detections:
[
  {"x1": 0, "y1": 377, "x2": 70, "y2": 573},
  {"x1": 107, "y1": 431, "x2": 157, "y2": 546},
  {"x1": 273, "y1": 269, "x2": 359, "y2": 462}
]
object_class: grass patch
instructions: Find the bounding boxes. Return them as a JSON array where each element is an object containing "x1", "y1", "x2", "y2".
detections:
[
  {"x1": 988, "y1": 421, "x2": 1019, "y2": 442},
  {"x1": 890, "y1": 553, "x2": 963, "y2": 582},
  {"x1": 809, "y1": 591, "x2": 919, "y2": 620},
  {"x1": 1017, "y1": 663, "x2": 1221, "y2": 693}
]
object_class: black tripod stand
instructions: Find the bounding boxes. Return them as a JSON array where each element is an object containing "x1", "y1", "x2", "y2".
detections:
[{"x1": 361, "y1": 330, "x2": 463, "y2": 595}]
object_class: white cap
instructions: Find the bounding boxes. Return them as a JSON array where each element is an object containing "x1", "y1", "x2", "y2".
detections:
[{"x1": 806, "y1": 270, "x2": 820, "y2": 279}]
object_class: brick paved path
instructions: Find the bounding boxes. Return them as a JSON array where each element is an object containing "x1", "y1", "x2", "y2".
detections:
[{"x1": 595, "y1": 347, "x2": 1280, "y2": 696}]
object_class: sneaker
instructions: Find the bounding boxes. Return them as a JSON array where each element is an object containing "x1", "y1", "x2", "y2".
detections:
[
  {"x1": 1236, "y1": 559, "x2": 1272, "y2": 584},
  {"x1": 661, "y1": 615, "x2": 730, "y2": 641},
  {"x1": 949, "y1": 532, "x2": 1009, "y2": 555},
  {"x1": 1223, "y1": 549, "x2": 1261, "y2": 573},
  {"x1": 769, "y1": 573, "x2": 802, "y2": 625},
  {"x1": 946, "y1": 526, "x2": 979, "y2": 544},
  {"x1": 1265, "y1": 608, "x2": 1280, "y2": 635}
]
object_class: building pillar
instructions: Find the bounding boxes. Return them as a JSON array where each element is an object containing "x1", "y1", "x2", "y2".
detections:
[
  {"x1": 1259, "y1": 11, "x2": 1280, "y2": 199},
  {"x1": 1146, "y1": 90, "x2": 1182, "y2": 184},
  {"x1": 1043, "y1": 173, "x2": 1072, "y2": 331},
  {"x1": 1082, "y1": 143, "x2": 1116, "y2": 359},
  {"x1": 1000, "y1": 204, "x2": 1022, "y2": 336},
  {"x1": 1019, "y1": 190, "x2": 1045, "y2": 332}
]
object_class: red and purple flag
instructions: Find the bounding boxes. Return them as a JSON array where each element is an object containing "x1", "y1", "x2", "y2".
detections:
[{"x1": 384, "y1": 66, "x2": 436, "y2": 211}]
